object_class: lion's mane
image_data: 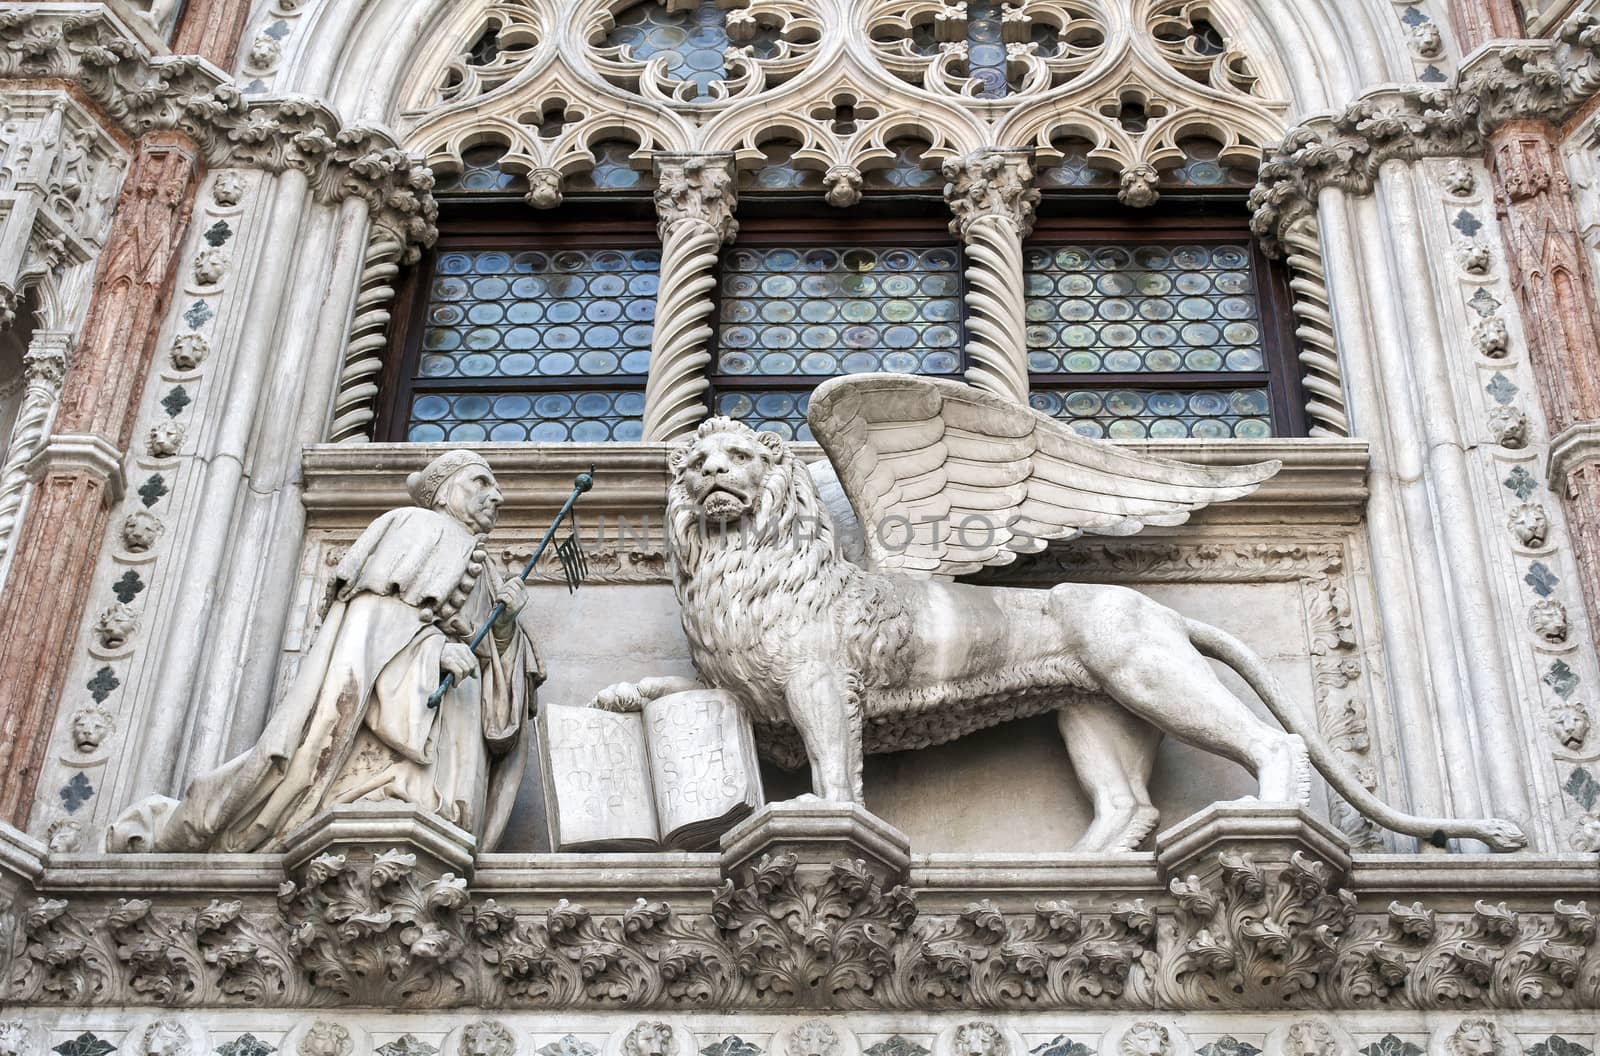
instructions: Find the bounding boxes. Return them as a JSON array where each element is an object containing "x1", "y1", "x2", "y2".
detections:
[{"x1": 667, "y1": 418, "x2": 913, "y2": 728}]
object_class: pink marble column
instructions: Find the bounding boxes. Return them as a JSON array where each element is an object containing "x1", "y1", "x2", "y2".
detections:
[{"x1": 0, "y1": 133, "x2": 201, "y2": 825}]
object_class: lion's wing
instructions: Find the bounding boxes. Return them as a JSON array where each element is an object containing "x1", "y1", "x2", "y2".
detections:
[{"x1": 806, "y1": 373, "x2": 1282, "y2": 577}]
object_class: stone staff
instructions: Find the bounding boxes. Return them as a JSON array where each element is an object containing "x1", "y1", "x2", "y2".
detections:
[{"x1": 427, "y1": 467, "x2": 595, "y2": 709}]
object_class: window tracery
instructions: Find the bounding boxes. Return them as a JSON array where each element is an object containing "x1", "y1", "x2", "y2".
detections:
[
  {"x1": 588, "y1": 0, "x2": 823, "y2": 104},
  {"x1": 867, "y1": 0, "x2": 1107, "y2": 99},
  {"x1": 434, "y1": 2, "x2": 541, "y2": 107}
]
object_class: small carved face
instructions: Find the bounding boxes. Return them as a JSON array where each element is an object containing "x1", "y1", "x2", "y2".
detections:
[
  {"x1": 1448, "y1": 1020, "x2": 1502, "y2": 1056},
  {"x1": 45, "y1": 819, "x2": 81, "y2": 854},
  {"x1": 71, "y1": 705, "x2": 112, "y2": 751},
  {"x1": 147, "y1": 420, "x2": 184, "y2": 459},
  {"x1": 671, "y1": 426, "x2": 781, "y2": 523},
  {"x1": 623, "y1": 1024, "x2": 675, "y2": 1056},
  {"x1": 953, "y1": 1024, "x2": 1005, "y2": 1056},
  {"x1": 1283, "y1": 1022, "x2": 1338, "y2": 1056},
  {"x1": 1508, "y1": 504, "x2": 1549, "y2": 548},
  {"x1": 788, "y1": 1023, "x2": 839, "y2": 1056},
  {"x1": 439, "y1": 464, "x2": 505, "y2": 534},
  {"x1": 1530, "y1": 598, "x2": 1569, "y2": 644},
  {"x1": 298, "y1": 1022, "x2": 352, "y2": 1056},
  {"x1": 121, "y1": 510, "x2": 165, "y2": 552},
  {"x1": 141, "y1": 1021, "x2": 189, "y2": 1056},
  {"x1": 458, "y1": 1021, "x2": 513, "y2": 1056},
  {"x1": 526, "y1": 168, "x2": 562, "y2": 209},
  {"x1": 211, "y1": 171, "x2": 246, "y2": 207},
  {"x1": 1120, "y1": 1025, "x2": 1170, "y2": 1056},
  {"x1": 1551, "y1": 701, "x2": 1591, "y2": 750},
  {"x1": 0, "y1": 1021, "x2": 29, "y2": 1056}
]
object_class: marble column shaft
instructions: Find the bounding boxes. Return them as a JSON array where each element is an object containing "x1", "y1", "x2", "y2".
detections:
[
  {"x1": 641, "y1": 153, "x2": 738, "y2": 442},
  {"x1": 172, "y1": 0, "x2": 254, "y2": 70},
  {"x1": 942, "y1": 149, "x2": 1038, "y2": 406},
  {"x1": 0, "y1": 133, "x2": 201, "y2": 825}
]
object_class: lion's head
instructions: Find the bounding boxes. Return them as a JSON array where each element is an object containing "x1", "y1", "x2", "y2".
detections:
[{"x1": 669, "y1": 417, "x2": 787, "y2": 525}]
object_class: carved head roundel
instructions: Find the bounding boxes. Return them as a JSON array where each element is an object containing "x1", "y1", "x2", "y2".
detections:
[
  {"x1": 668, "y1": 417, "x2": 786, "y2": 524},
  {"x1": 622, "y1": 1023, "x2": 676, "y2": 1056}
]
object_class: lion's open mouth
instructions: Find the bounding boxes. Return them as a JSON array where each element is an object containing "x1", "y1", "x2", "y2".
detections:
[{"x1": 699, "y1": 487, "x2": 748, "y2": 521}]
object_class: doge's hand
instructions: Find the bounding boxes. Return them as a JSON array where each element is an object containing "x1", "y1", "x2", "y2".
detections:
[
  {"x1": 494, "y1": 577, "x2": 529, "y2": 618},
  {"x1": 441, "y1": 642, "x2": 479, "y2": 682},
  {"x1": 591, "y1": 682, "x2": 646, "y2": 712}
]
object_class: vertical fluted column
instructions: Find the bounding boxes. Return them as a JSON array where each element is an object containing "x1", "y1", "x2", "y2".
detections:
[
  {"x1": 0, "y1": 133, "x2": 201, "y2": 826},
  {"x1": 641, "y1": 153, "x2": 738, "y2": 442},
  {"x1": 942, "y1": 149, "x2": 1039, "y2": 405},
  {"x1": 1487, "y1": 121, "x2": 1600, "y2": 662},
  {"x1": 0, "y1": 330, "x2": 72, "y2": 580}
]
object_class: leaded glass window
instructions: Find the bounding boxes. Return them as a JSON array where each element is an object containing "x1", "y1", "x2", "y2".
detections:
[
  {"x1": 710, "y1": 221, "x2": 964, "y2": 440},
  {"x1": 384, "y1": 220, "x2": 659, "y2": 442},
  {"x1": 1023, "y1": 216, "x2": 1303, "y2": 439}
]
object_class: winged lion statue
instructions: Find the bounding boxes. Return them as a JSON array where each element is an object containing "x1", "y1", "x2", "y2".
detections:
[{"x1": 595, "y1": 372, "x2": 1526, "y2": 853}]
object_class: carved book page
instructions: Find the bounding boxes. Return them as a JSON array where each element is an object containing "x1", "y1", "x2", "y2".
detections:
[
  {"x1": 539, "y1": 705, "x2": 659, "y2": 851},
  {"x1": 643, "y1": 689, "x2": 764, "y2": 850}
]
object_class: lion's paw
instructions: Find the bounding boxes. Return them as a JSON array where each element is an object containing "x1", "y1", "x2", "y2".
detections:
[{"x1": 590, "y1": 682, "x2": 646, "y2": 713}]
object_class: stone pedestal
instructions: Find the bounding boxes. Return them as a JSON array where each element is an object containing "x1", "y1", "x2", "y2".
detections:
[
  {"x1": 1154, "y1": 802, "x2": 1352, "y2": 886},
  {"x1": 720, "y1": 798, "x2": 911, "y2": 885},
  {"x1": 280, "y1": 804, "x2": 477, "y2": 881}
]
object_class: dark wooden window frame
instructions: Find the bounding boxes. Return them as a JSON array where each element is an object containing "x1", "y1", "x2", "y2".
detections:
[
  {"x1": 705, "y1": 211, "x2": 969, "y2": 414},
  {"x1": 376, "y1": 206, "x2": 660, "y2": 443},
  {"x1": 1024, "y1": 207, "x2": 1309, "y2": 437}
]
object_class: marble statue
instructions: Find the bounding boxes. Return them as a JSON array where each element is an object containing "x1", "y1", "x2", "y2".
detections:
[
  {"x1": 597, "y1": 373, "x2": 1526, "y2": 853},
  {"x1": 107, "y1": 450, "x2": 542, "y2": 853}
]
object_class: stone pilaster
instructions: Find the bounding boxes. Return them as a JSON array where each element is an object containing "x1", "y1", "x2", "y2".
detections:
[
  {"x1": 0, "y1": 133, "x2": 201, "y2": 826},
  {"x1": 1485, "y1": 120, "x2": 1600, "y2": 663},
  {"x1": 640, "y1": 153, "x2": 738, "y2": 442},
  {"x1": 941, "y1": 148, "x2": 1039, "y2": 405}
]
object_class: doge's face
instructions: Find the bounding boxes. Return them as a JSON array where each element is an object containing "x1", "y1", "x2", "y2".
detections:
[{"x1": 677, "y1": 431, "x2": 773, "y2": 523}]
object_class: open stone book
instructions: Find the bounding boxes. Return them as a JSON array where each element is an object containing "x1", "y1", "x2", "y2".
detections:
[{"x1": 539, "y1": 689, "x2": 764, "y2": 851}]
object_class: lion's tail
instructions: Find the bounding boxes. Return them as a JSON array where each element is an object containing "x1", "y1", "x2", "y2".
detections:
[{"x1": 1185, "y1": 618, "x2": 1529, "y2": 853}]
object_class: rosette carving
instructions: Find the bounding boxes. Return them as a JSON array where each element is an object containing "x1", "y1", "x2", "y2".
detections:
[{"x1": 868, "y1": 0, "x2": 1106, "y2": 99}]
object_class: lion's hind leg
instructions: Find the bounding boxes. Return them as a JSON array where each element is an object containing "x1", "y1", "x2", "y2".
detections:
[
  {"x1": 1058, "y1": 701, "x2": 1162, "y2": 852},
  {"x1": 1053, "y1": 583, "x2": 1309, "y2": 806}
]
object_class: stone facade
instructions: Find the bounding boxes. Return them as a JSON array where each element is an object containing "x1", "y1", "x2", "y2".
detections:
[{"x1": 0, "y1": 0, "x2": 1597, "y2": 1043}]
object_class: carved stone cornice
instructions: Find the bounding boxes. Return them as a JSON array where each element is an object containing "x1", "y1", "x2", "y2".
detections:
[
  {"x1": 6, "y1": 827, "x2": 1600, "y2": 1011},
  {"x1": 1249, "y1": 10, "x2": 1600, "y2": 254},
  {"x1": 0, "y1": 3, "x2": 438, "y2": 258}
]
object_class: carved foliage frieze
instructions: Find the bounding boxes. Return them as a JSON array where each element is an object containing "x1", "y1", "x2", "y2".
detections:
[{"x1": 10, "y1": 845, "x2": 1600, "y2": 1011}]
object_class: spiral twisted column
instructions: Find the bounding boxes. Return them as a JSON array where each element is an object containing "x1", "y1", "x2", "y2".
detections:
[
  {"x1": 943, "y1": 149, "x2": 1039, "y2": 406},
  {"x1": 0, "y1": 331, "x2": 71, "y2": 578},
  {"x1": 329, "y1": 225, "x2": 405, "y2": 442},
  {"x1": 642, "y1": 153, "x2": 738, "y2": 442},
  {"x1": 1279, "y1": 218, "x2": 1349, "y2": 437}
]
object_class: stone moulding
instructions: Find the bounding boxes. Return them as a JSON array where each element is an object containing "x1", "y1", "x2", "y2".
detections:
[
  {"x1": 1248, "y1": 11, "x2": 1600, "y2": 255},
  {"x1": 3, "y1": 832, "x2": 1599, "y2": 1011},
  {"x1": 0, "y1": 2, "x2": 438, "y2": 258},
  {"x1": 298, "y1": 440, "x2": 1373, "y2": 528}
]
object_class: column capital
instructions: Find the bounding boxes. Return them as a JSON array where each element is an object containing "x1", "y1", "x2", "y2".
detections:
[
  {"x1": 24, "y1": 434, "x2": 126, "y2": 504},
  {"x1": 941, "y1": 147, "x2": 1040, "y2": 240},
  {"x1": 1547, "y1": 420, "x2": 1600, "y2": 492},
  {"x1": 21, "y1": 331, "x2": 73, "y2": 389},
  {"x1": 652, "y1": 152, "x2": 738, "y2": 244}
]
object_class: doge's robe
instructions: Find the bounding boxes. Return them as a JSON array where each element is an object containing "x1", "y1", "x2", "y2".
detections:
[{"x1": 107, "y1": 507, "x2": 541, "y2": 853}]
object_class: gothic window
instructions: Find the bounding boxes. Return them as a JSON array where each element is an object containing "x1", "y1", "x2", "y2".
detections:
[
  {"x1": 709, "y1": 215, "x2": 964, "y2": 440},
  {"x1": 1022, "y1": 212, "x2": 1303, "y2": 439},
  {"x1": 380, "y1": 214, "x2": 659, "y2": 442}
]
